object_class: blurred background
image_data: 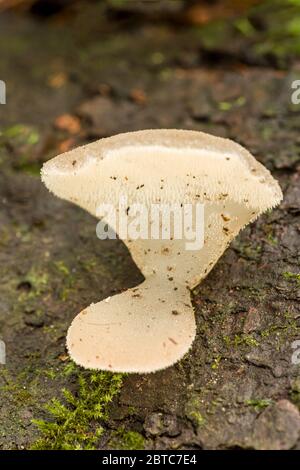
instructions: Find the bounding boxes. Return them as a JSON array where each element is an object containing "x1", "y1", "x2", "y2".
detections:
[
  {"x1": 1, "y1": 0, "x2": 300, "y2": 149},
  {"x1": 1, "y1": 0, "x2": 300, "y2": 451}
]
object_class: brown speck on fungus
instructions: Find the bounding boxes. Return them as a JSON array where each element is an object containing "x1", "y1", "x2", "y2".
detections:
[
  {"x1": 168, "y1": 337, "x2": 178, "y2": 345},
  {"x1": 221, "y1": 213, "x2": 230, "y2": 222},
  {"x1": 41, "y1": 129, "x2": 282, "y2": 373}
]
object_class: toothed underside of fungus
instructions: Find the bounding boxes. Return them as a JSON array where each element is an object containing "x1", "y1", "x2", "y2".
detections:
[{"x1": 41, "y1": 129, "x2": 282, "y2": 373}]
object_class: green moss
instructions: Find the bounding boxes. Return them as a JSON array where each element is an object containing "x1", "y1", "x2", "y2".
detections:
[
  {"x1": 54, "y1": 260, "x2": 76, "y2": 301},
  {"x1": 283, "y1": 271, "x2": 300, "y2": 285},
  {"x1": 234, "y1": 17, "x2": 256, "y2": 37},
  {"x1": 80, "y1": 257, "x2": 97, "y2": 272},
  {"x1": 195, "y1": 0, "x2": 300, "y2": 67},
  {"x1": 260, "y1": 312, "x2": 299, "y2": 346},
  {"x1": 31, "y1": 368, "x2": 124, "y2": 450},
  {"x1": 1, "y1": 124, "x2": 42, "y2": 175},
  {"x1": 252, "y1": 1, "x2": 300, "y2": 65},
  {"x1": 223, "y1": 333, "x2": 259, "y2": 348},
  {"x1": 218, "y1": 101, "x2": 232, "y2": 112},
  {"x1": 185, "y1": 395, "x2": 206, "y2": 428},
  {"x1": 195, "y1": 19, "x2": 230, "y2": 50},
  {"x1": 54, "y1": 260, "x2": 70, "y2": 277},
  {"x1": 232, "y1": 240, "x2": 262, "y2": 261},
  {"x1": 45, "y1": 369, "x2": 57, "y2": 380},
  {"x1": 2, "y1": 124, "x2": 39, "y2": 146},
  {"x1": 223, "y1": 335, "x2": 231, "y2": 347},
  {"x1": 187, "y1": 410, "x2": 205, "y2": 427},
  {"x1": 211, "y1": 355, "x2": 222, "y2": 370},
  {"x1": 0, "y1": 364, "x2": 47, "y2": 413},
  {"x1": 14, "y1": 267, "x2": 48, "y2": 326},
  {"x1": 245, "y1": 398, "x2": 273, "y2": 411},
  {"x1": 20, "y1": 268, "x2": 49, "y2": 299},
  {"x1": 235, "y1": 334, "x2": 259, "y2": 348},
  {"x1": 0, "y1": 369, "x2": 33, "y2": 404},
  {"x1": 15, "y1": 223, "x2": 32, "y2": 243},
  {"x1": 207, "y1": 398, "x2": 224, "y2": 416},
  {"x1": 266, "y1": 233, "x2": 278, "y2": 246},
  {"x1": 110, "y1": 429, "x2": 145, "y2": 450},
  {"x1": 62, "y1": 360, "x2": 77, "y2": 377},
  {"x1": 16, "y1": 160, "x2": 41, "y2": 176},
  {"x1": 262, "y1": 224, "x2": 278, "y2": 246},
  {"x1": 218, "y1": 96, "x2": 246, "y2": 112}
]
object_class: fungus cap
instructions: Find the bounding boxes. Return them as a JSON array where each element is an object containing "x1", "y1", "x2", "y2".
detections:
[{"x1": 42, "y1": 129, "x2": 281, "y2": 213}]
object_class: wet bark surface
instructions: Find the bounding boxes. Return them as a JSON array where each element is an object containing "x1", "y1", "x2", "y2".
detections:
[{"x1": 0, "y1": 2, "x2": 300, "y2": 450}]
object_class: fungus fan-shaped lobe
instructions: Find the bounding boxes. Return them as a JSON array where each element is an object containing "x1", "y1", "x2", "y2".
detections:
[
  {"x1": 67, "y1": 276, "x2": 195, "y2": 373},
  {"x1": 41, "y1": 129, "x2": 282, "y2": 218}
]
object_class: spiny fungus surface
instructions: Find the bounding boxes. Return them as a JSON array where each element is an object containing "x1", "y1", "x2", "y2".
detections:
[{"x1": 41, "y1": 129, "x2": 282, "y2": 373}]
